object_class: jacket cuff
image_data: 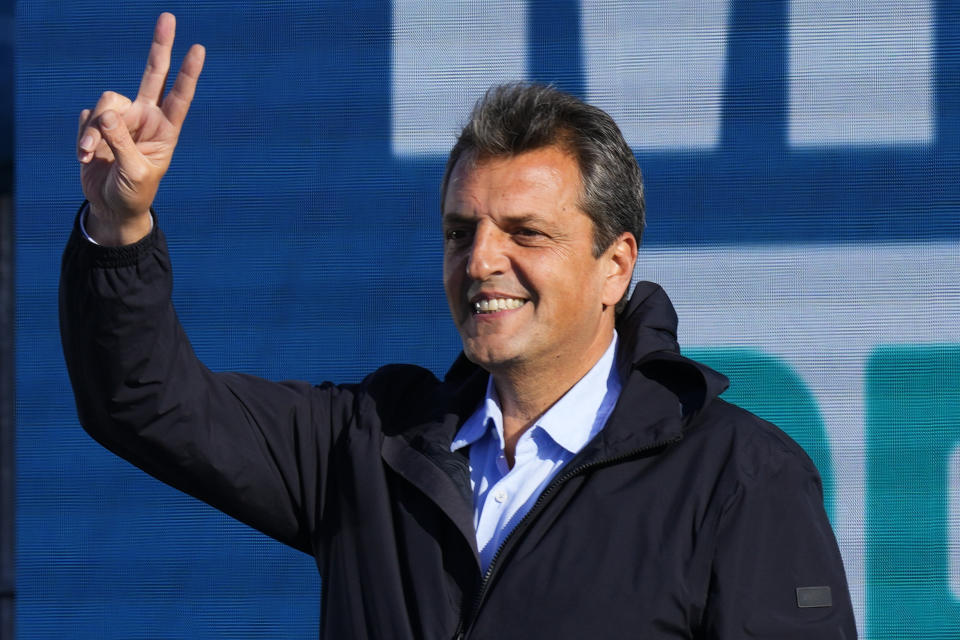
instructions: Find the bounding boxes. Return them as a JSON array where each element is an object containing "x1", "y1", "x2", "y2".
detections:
[{"x1": 69, "y1": 201, "x2": 160, "y2": 268}]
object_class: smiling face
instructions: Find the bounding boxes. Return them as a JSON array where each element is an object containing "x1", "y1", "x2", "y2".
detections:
[{"x1": 443, "y1": 145, "x2": 635, "y2": 383}]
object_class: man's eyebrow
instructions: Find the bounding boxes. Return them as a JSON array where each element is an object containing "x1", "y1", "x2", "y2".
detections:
[
  {"x1": 443, "y1": 212, "x2": 551, "y2": 226},
  {"x1": 502, "y1": 213, "x2": 547, "y2": 226}
]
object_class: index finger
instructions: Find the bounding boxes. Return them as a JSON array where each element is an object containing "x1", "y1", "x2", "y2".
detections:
[{"x1": 136, "y1": 12, "x2": 176, "y2": 105}]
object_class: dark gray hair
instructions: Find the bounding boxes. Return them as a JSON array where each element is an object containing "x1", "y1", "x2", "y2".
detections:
[{"x1": 441, "y1": 83, "x2": 645, "y2": 256}]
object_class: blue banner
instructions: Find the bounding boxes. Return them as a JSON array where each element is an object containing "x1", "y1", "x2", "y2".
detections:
[{"x1": 15, "y1": 1, "x2": 960, "y2": 637}]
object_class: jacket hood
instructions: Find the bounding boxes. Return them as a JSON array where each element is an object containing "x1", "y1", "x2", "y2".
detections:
[
  {"x1": 614, "y1": 281, "x2": 729, "y2": 426},
  {"x1": 616, "y1": 280, "x2": 683, "y2": 362}
]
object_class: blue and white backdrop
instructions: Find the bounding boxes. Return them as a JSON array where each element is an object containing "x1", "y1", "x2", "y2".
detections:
[{"x1": 15, "y1": 1, "x2": 960, "y2": 637}]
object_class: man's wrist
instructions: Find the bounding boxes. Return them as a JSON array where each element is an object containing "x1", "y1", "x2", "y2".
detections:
[{"x1": 80, "y1": 203, "x2": 154, "y2": 246}]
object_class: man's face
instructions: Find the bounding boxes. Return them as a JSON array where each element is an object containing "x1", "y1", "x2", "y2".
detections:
[{"x1": 443, "y1": 145, "x2": 630, "y2": 379}]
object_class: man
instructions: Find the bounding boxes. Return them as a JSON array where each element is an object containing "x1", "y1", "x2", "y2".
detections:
[{"x1": 61, "y1": 13, "x2": 857, "y2": 639}]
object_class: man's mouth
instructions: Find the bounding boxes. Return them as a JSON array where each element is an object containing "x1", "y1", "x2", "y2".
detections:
[{"x1": 472, "y1": 297, "x2": 526, "y2": 314}]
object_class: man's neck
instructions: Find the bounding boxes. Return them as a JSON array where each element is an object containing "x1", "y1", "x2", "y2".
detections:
[{"x1": 490, "y1": 329, "x2": 616, "y2": 467}]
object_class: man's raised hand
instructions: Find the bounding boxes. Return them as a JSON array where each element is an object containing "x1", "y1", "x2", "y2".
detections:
[{"x1": 77, "y1": 13, "x2": 205, "y2": 245}]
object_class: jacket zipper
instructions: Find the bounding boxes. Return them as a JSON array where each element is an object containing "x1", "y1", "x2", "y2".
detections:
[{"x1": 451, "y1": 434, "x2": 682, "y2": 640}]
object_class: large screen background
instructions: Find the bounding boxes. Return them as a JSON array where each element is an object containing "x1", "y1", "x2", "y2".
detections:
[{"x1": 14, "y1": 1, "x2": 960, "y2": 637}]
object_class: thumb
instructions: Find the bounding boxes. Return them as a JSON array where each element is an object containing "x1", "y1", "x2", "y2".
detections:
[{"x1": 98, "y1": 110, "x2": 143, "y2": 171}]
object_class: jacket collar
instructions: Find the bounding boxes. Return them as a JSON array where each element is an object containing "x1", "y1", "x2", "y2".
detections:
[
  {"x1": 379, "y1": 366, "x2": 486, "y2": 560},
  {"x1": 441, "y1": 281, "x2": 730, "y2": 459}
]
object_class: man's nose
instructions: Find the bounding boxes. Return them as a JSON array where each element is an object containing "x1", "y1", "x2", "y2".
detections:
[{"x1": 465, "y1": 225, "x2": 509, "y2": 281}]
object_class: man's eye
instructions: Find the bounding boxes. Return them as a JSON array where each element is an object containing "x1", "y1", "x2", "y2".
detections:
[
  {"x1": 515, "y1": 228, "x2": 543, "y2": 238},
  {"x1": 445, "y1": 229, "x2": 470, "y2": 241}
]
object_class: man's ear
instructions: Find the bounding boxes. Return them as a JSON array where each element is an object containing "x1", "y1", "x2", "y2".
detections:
[{"x1": 601, "y1": 232, "x2": 638, "y2": 307}]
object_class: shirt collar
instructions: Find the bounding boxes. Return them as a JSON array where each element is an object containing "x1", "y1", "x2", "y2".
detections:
[
  {"x1": 451, "y1": 332, "x2": 621, "y2": 455},
  {"x1": 450, "y1": 376, "x2": 504, "y2": 452}
]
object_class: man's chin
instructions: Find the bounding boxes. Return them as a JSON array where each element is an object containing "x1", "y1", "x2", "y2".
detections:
[{"x1": 461, "y1": 342, "x2": 519, "y2": 372}]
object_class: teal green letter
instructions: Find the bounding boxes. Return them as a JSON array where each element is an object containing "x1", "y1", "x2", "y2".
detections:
[{"x1": 867, "y1": 345, "x2": 960, "y2": 638}]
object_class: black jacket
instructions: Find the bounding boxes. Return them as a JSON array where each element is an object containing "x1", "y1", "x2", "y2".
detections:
[{"x1": 60, "y1": 213, "x2": 857, "y2": 639}]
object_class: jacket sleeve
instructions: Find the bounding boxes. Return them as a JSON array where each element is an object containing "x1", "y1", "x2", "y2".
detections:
[
  {"x1": 701, "y1": 427, "x2": 858, "y2": 639},
  {"x1": 59, "y1": 207, "x2": 346, "y2": 554}
]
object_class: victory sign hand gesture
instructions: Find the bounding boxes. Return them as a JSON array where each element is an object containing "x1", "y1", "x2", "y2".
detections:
[{"x1": 77, "y1": 13, "x2": 205, "y2": 245}]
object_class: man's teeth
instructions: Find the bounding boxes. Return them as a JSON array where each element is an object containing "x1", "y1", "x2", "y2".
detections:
[{"x1": 473, "y1": 298, "x2": 525, "y2": 314}]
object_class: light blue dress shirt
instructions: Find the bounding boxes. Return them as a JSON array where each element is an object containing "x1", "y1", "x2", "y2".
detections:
[{"x1": 450, "y1": 333, "x2": 622, "y2": 574}]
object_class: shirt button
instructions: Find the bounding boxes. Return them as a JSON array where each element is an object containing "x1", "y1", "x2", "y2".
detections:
[{"x1": 494, "y1": 490, "x2": 507, "y2": 503}]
